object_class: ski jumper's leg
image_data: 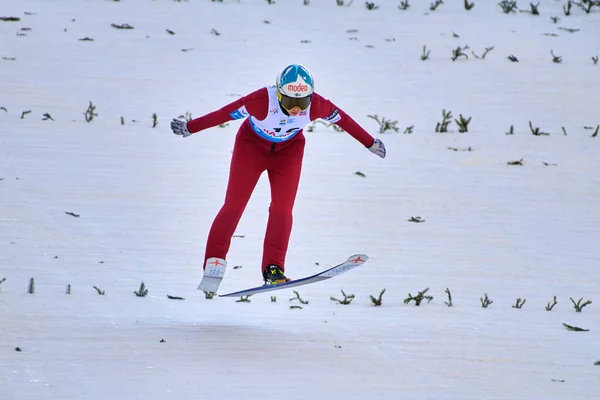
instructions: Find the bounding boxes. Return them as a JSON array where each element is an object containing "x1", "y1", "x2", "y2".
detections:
[
  {"x1": 262, "y1": 134, "x2": 306, "y2": 272},
  {"x1": 204, "y1": 127, "x2": 268, "y2": 266}
]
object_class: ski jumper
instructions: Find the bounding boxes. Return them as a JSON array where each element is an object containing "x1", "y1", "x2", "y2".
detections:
[{"x1": 186, "y1": 86, "x2": 375, "y2": 272}]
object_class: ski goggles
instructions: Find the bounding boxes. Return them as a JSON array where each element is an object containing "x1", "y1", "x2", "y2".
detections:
[{"x1": 277, "y1": 92, "x2": 312, "y2": 111}]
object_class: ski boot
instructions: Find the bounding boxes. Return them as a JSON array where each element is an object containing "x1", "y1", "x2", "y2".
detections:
[{"x1": 263, "y1": 264, "x2": 291, "y2": 285}]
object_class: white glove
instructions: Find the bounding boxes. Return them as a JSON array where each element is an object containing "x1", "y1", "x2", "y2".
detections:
[
  {"x1": 171, "y1": 118, "x2": 192, "y2": 138},
  {"x1": 368, "y1": 138, "x2": 386, "y2": 158}
]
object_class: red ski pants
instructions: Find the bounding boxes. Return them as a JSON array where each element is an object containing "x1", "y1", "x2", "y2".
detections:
[{"x1": 204, "y1": 121, "x2": 305, "y2": 272}]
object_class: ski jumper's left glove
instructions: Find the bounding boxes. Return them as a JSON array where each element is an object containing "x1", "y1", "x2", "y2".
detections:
[
  {"x1": 368, "y1": 138, "x2": 386, "y2": 158},
  {"x1": 171, "y1": 118, "x2": 192, "y2": 138}
]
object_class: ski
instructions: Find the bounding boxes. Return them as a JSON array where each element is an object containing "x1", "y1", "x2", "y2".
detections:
[
  {"x1": 219, "y1": 254, "x2": 368, "y2": 298},
  {"x1": 197, "y1": 257, "x2": 227, "y2": 293}
]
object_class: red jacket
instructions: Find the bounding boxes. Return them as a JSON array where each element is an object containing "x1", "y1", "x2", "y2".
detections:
[{"x1": 186, "y1": 88, "x2": 374, "y2": 151}]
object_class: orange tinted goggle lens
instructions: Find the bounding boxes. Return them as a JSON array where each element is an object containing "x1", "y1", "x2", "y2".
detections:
[{"x1": 279, "y1": 94, "x2": 312, "y2": 111}]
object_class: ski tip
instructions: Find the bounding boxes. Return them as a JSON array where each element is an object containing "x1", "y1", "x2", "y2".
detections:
[{"x1": 348, "y1": 254, "x2": 368, "y2": 264}]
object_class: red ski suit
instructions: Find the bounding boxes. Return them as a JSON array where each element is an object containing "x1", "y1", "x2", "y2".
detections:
[{"x1": 186, "y1": 87, "x2": 374, "y2": 272}]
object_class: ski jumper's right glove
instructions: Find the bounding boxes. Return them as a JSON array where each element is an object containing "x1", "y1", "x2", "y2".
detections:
[
  {"x1": 368, "y1": 138, "x2": 386, "y2": 158},
  {"x1": 171, "y1": 118, "x2": 192, "y2": 138}
]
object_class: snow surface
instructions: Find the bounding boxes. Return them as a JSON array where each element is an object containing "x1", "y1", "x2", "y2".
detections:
[{"x1": 1, "y1": 0, "x2": 599, "y2": 399}]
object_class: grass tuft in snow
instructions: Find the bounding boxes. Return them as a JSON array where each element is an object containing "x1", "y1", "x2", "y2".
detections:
[
  {"x1": 507, "y1": 54, "x2": 519, "y2": 62},
  {"x1": 448, "y1": 146, "x2": 473, "y2": 152},
  {"x1": 444, "y1": 288, "x2": 453, "y2": 307},
  {"x1": 526, "y1": 2, "x2": 540, "y2": 15},
  {"x1": 290, "y1": 290, "x2": 309, "y2": 305},
  {"x1": 399, "y1": 1, "x2": 410, "y2": 10},
  {"x1": 367, "y1": 114, "x2": 399, "y2": 133},
  {"x1": 236, "y1": 295, "x2": 251, "y2": 303},
  {"x1": 481, "y1": 293, "x2": 493, "y2": 308},
  {"x1": 592, "y1": 55, "x2": 598, "y2": 64},
  {"x1": 498, "y1": 0, "x2": 518, "y2": 14},
  {"x1": 570, "y1": 297, "x2": 592, "y2": 312},
  {"x1": 28, "y1": 277, "x2": 35, "y2": 294},
  {"x1": 0, "y1": 277, "x2": 6, "y2": 292},
  {"x1": 435, "y1": 109, "x2": 453, "y2": 132},
  {"x1": 42, "y1": 113, "x2": 54, "y2": 121},
  {"x1": 404, "y1": 287, "x2": 434, "y2": 306},
  {"x1": 111, "y1": 23, "x2": 134, "y2": 30},
  {"x1": 507, "y1": 158, "x2": 524, "y2": 166},
  {"x1": 421, "y1": 45, "x2": 431, "y2": 60},
  {"x1": 330, "y1": 289, "x2": 356, "y2": 305},
  {"x1": 151, "y1": 113, "x2": 158, "y2": 128},
  {"x1": 550, "y1": 50, "x2": 563, "y2": 63},
  {"x1": 65, "y1": 284, "x2": 71, "y2": 295},
  {"x1": 545, "y1": 295, "x2": 558, "y2": 311},
  {"x1": 451, "y1": 45, "x2": 469, "y2": 61},
  {"x1": 455, "y1": 114, "x2": 472, "y2": 133},
  {"x1": 464, "y1": 0, "x2": 475, "y2": 10},
  {"x1": 595, "y1": 360, "x2": 600, "y2": 366},
  {"x1": 290, "y1": 305, "x2": 303, "y2": 309},
  {"x1": 307, "y1": 119, "x2": 345, "y2": 133},
  {"x1": 178, "y1": 112, "x2": 193, "y2": 121},
  {"x1": 203, "y1": 291, "x2": 216, "y2": 299},
  {"x1": 270, "y1": 296, "x2": 276, "y2": 303},
  {"x1": 472, "y1": 46, "x2": 495, "y2": 59},
  {"x1": 574, "y1": 0, "x2": 600, "y2": 14},
  {"x1": 84, "y1": 101, "x2": 97, "y2": 123},
  {"x1": 0, "y1": 16, "x2": 20, "y2": 21},
  {"x1": 587, "y1": 125, "x2": 599, "y2": 137},
  {"x1": 562, "y1": 322, "x2": 589, "y2": 332},
  {"x1": 365, "y1": 2, "x2": 379, "y2": 10},
  {"x1": 134, "y1": 282, "x2": 149, "y2": 297},
  {"x1": 370, "y1": 288, "x2": 386, "y2": 306},
  {"x1": 512, "y1": 297, "x2": 526, "y2": 309},
  {"x1": 21, "y1": 110, "x2": 31, "y2": 119},
  {"x1": 408, "y1": 216, "x2": 425, "y2": 223},
  {"x1": 93, "y1": 286, "x2": 105, "y2": 295},
  {"x1": 430, "y1": 0, "x2": 444, "y2": 11},
  {"x1": 167, "y1": 294, "x2": 185, "y2": 300},
  {"x1": 529, "y1": 121, "x2": 549, "y2": 136}
]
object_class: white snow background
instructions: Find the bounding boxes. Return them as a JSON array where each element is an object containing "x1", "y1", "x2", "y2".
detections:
[{"x1": 1, "y1": 0, "x2": 599, "y2": 399}]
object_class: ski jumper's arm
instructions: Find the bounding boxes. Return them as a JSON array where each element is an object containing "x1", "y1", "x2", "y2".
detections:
[
  {"x1": 186, "y1": 88, "x2": 269, "y2": 134},
  {"x1": 309, "y1": 93, "x2": 375, "y2": 148}
]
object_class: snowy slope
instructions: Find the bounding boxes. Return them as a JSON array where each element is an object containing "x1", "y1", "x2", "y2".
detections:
[{"x1": 1, "y1": 1, "x2": 599, "y2": 399}]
